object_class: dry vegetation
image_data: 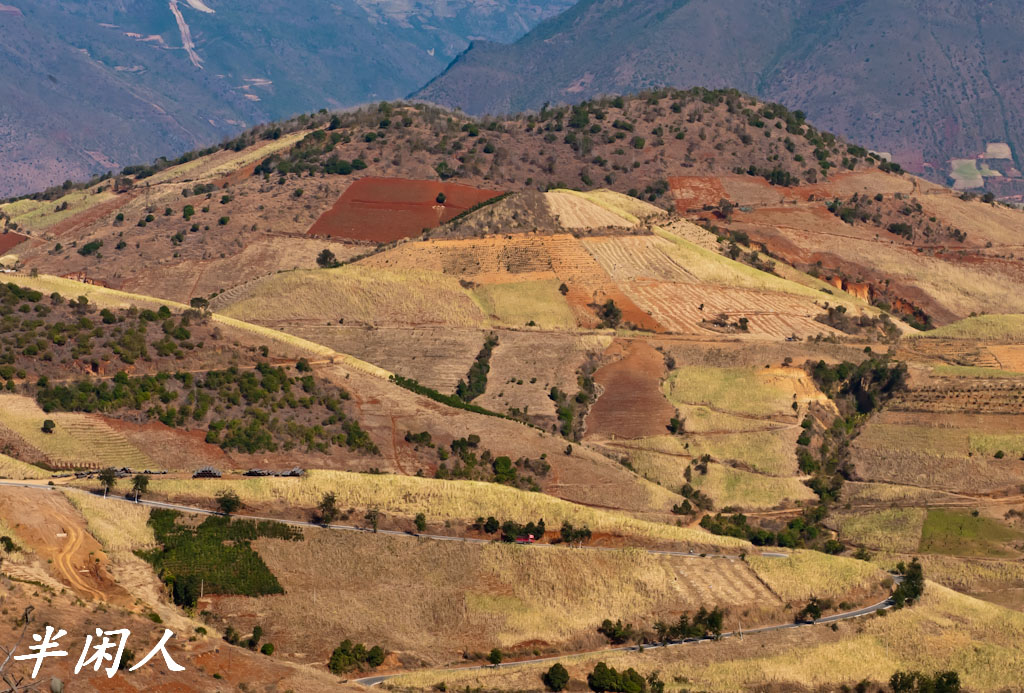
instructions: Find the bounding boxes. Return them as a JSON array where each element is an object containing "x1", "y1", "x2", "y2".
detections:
[
  {"x1": 105, "y1": 470, "x2": 750, "y2": 550},
  {"x1": 221, "y1": 531, "x2": 778, "y2": 664},
  {"x1": 62, "y1": 490, "x2": 157, "y2": 555},
  {"x1": 832, "y1": 508, "x2": 927, "y2": 553},
  {"x1": 746, "y1": 550, "x2": 889, "y2": 603}
]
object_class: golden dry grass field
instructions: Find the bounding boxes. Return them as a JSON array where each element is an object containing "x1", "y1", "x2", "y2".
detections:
[
  {"x1": 389, "y1": 584, "x2": 1024, "y2": 692},
  {"x1": 219, "y1": 265, "x2": 487, "y2": 328},
  {"x1": 215, "y1": 531, "x2": 780, "y2": 665}
]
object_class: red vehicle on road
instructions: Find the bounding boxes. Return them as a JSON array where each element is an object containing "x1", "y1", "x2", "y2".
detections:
[{"x1": 514, "y1": 534, "x2": 536, "y2": 544}]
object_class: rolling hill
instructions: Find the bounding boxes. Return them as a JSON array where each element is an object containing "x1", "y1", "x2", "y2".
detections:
[{"x1": 2, "y1": 92, "x2": 1024, "y2": 690}]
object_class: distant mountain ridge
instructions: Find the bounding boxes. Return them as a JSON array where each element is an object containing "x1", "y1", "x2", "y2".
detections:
[
  {"x1": 414, "y1": 0, "x2": 1024, "y2": 184},
  {"x1": 0, "y1": 0, "x2": 572, "y2": 197}
]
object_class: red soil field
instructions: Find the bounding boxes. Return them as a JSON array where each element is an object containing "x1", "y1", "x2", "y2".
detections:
[
  {"x1": 584, "y1": 340, "x2": 677, "y2": 439},
  {"x1": 0, "y1": 230, "x2": 27, "y2": 254},
  {"x1": 307, "y1": 177, "x2": 503, "y2": 243}
]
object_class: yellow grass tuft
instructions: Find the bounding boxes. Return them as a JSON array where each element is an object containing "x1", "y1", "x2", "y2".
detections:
[{"x1": 746, "y1": 549, "x2": 888, "y2": 602}]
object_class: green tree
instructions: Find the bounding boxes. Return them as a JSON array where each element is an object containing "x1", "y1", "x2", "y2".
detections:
[
  {"x1": 316, "y1": 248, "x2": 338, "y2": 268},
  {"x1": 260, "y1": 643, "x2": 274, "y2": 656},
  {"x1": 317, "y1": 492, "x2": 338, "y2": 525},
  {"x1": 364, "y1": 508, "x2": 380, "y2": 533},
  {"x1": 98, "y1": 468, "x2": 118, "y2": 495},
  {"x1": 488, "y1": 648, "x2": 503, "y2": 666},
  {"x1": 543, "y1": 662, "x2": 570, "y2": 691},
  {"x1": 216, "y1": 490, "x2": 242, "y2": 516},
  {"x1": 132, "y1": 474, "x2": 149, "y2": 500},
  {"x1": 41, "y1": 419, "x2": 55, "y2": 434},
  {"x1": 436, "y1": 192, "x2": 447, "y2": 205},
  {"x1": 414, "y1": 513, "x2": 427, "y2": 532}
]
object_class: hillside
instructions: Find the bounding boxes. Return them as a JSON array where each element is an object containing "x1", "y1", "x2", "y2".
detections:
[
  {"x1": 2, "y1": 93, "x2": 1024, "y2": 689},
  {"x1": 416, "y1": 0, "x2": 1024, "y2": 191},
  {"x1": 0, "y1": 0, "x2": 572, "y2": 197}
]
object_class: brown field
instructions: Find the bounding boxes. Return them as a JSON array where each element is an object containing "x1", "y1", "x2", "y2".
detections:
[
  {"x1": 585, "y1": 340, "x2": 676, "y2": 439},
  {"x1": 307, "y1": 176, "x2": 503, "y2": 242},
  {"x1": 851, "y1": 410, "x2": 1024, "y2": 493},
  {"x1": 0, "y1": 229, "x2": 28, "y2": 254}
]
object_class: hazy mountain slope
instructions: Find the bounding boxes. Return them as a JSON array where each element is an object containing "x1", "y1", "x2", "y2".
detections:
[
  {"x1": 0, "y1": 0, "x2": 572, "y2": 197},
  {"x1": 415, "y1": 0, "x2": 1024, "y2": 178}
]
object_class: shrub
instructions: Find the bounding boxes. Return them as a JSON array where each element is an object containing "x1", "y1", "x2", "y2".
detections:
[
  {"x1": 543, "y1": 663, "x2": 570, "y2": 691},
  {"x1": 260, "y1": 643, "x2": 274, "y2": 656}
]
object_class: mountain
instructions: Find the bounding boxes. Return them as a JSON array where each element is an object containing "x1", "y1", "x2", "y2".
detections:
[
  {"x1": 0, "y1": 0, "x2": 572, "y2": 197},
  {"x1": 415, "y1": 0, "x2": 1024, "y2": 188}
]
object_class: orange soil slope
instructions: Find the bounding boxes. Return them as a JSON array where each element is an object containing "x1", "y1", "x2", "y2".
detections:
[{"x1": 307, "y1": 177, "x2": 503, "y2": 242}]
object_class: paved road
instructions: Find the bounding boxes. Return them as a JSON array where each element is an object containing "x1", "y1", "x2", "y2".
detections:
[
  {"x1": 0, "y1": 480, "x2": 766, "y2": 561},
  {"x1": 352, "y1": 594, "x2": 897, "y2": 687}
]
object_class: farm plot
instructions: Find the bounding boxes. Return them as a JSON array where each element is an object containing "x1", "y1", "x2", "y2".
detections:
[
  {"x1": 664, "y1": 366, "x2": 820, "y2": 418},
  {"x1": 363, "y1": 234, "x2": 559, "y2": 283},
  {"x1": 307, "y1": 177, "x2": 503, "y2": 242},
  {"x1": 472, "y1": 280, "x2": 577, "y2": 329},
  {"x1": 831, "y1": 508, "x2": 927, "y2": 553},
  {"x1": 851, "y1": 411, "x2": 1024, "y2": 493},
  {"x1": 582, "y1": 235, "x2": 699, "y2": 282},
  {"x1": 626, "y1": 280, "x2": 838, "y2": 338},
  {"x1": 620, "y1": 435, "x2": 814, "y2": 509},
  {"x1": 218, "y1": 265, "x2": 487, "y2": 328},
  {"x1": 0, "y1": 395, "x2": 151, "y2": 470},
  {"x1": 919, "y1": 509, "x2": 1023, "y2": 558},
  {"x1": 551, "y1": 188, "x2": 667, "y2": 223},
  {"x1": 284, "y1": 325, "x2": 483, "y2": 393},
  {"x1": 545, "y1": 191, "x2": 636, "y2": 228},
  {"x1": 909, "y1": 315, "x2": 1024, "y2": 342},
  {"x1": 0, "y1": 230, "x2": 27, "y2": 255},
  {"x1": 477, "y1": 332, "x2": 610, "y2": 425},
  {"x1": 584, "y1": 340, "x2": 677, "y2": 439}
]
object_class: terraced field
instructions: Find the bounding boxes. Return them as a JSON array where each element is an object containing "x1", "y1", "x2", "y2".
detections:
[
  {"x1": 628, "y1": 280, "x2": 837, "y2": 338},
  {"x1": 0, "y1": 395, "x2": 151, "y2": 470},
  {"x1": 851, "y1": 410, "x2": 1024, "y2": 493},
  {"x1": 582, "y1": 235, "x2": 698, "y2": 282}
]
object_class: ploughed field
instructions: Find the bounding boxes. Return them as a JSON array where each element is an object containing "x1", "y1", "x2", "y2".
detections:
[{"x1": 307, "y1": 177, "x2": 503, "y2": 242}]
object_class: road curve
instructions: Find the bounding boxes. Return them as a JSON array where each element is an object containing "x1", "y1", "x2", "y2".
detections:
[{"x1": 353, "y1": 594, "x2": 897, "y2": 687}]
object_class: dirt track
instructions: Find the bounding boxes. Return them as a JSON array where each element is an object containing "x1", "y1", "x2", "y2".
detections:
[{"x1": 0, "y1": 486, "x2": 126, "y2": 603}]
